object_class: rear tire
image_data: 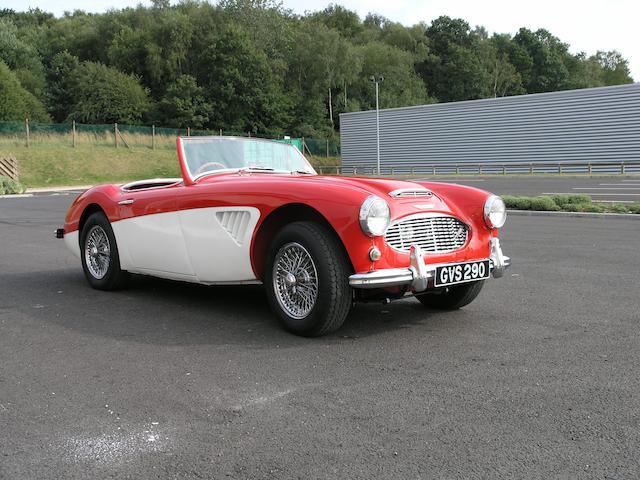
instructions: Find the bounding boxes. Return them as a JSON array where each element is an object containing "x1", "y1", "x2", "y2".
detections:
[
  {"x1": 80, "y1": 211, "x2": 129, "y2": 290},
  {"x1": 416, "y1": 280, "x2": 484, "y2": 310},
  {"x1": 265, "y1": 222, "x2": 352, "y2": 337}
]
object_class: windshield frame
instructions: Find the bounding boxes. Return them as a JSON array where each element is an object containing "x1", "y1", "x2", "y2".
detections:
[{"x1": 177, "y1": 136, "x2": 317, "y2": 184}]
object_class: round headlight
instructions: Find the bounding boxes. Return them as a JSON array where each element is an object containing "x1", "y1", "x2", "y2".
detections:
[
  {"x1": 359, "y1": 195, "x2": 390, "y2": 237},
  {"x1": 484, "y1": 195, "x2": 506, "y2": 229}
]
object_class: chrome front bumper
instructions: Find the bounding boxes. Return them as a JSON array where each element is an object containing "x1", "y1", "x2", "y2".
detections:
[{"x1": 349, "y1": 238, "x2": 510, "y2": 292}]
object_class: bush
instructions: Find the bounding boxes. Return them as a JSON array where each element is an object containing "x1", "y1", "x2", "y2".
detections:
[
  {"x1": 628, "y1": 203, "x2": 640, "y2": 214},
  {"x1": 608, "y1": 204, "x2": 629, "y2": 214},
  {"x1": 528, "y1": 196, "x2": 561, "y2": 211},
  {"x1": 549, "y1": 194, "x2": 591, "y2": 208},
  {"x1": 0, "y1": 176, "x2": 26, "y2": 194},
  {"x1": 502, "y1": 195, "x2": 531, "y2": 210},
  {"x1": 572, "y1": 203, "x2": 606, "y2": 213}
]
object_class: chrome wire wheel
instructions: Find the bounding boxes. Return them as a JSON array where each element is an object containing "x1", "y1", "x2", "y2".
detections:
[
  {"x1": 84, "y1": 225, "x2": 111, "y2": 280},
  {"x1": 272, "y1": 242, "x2": 319, "y2": 319}
]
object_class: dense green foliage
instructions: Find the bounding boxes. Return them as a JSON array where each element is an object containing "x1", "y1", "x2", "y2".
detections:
[
  {"x1": 0, "y1": 61, "x2": 50, "y2": 121},
  {"x1": 0, "y1": 175, "x2": 26, "y2": 194},
  {"x1": 0, "y1": 2, "x2": 634, "y2": 135},
  {"x1": 503, "y1": 194, "x2": 640, "y2": 214}
]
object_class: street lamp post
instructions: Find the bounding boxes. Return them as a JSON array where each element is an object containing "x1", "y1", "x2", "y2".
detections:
[{"x1": 370, "y1": 75, "x2": 384, "y2": 175}]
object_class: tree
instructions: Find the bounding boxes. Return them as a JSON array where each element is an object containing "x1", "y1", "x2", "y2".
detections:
[
  {"x1": 594, "y1": 51, "x2": 633, "y2": 85},
  {"x1": 0, "y1": 61, "x2": 50, "y2": 122},
  {"x1": 45, "y1": 51, "x2": 79, "y2": 121},
  {"x1": 153, "y1": 75, "x2": 212, "y2": 128},
  {"x1": 419, "y1": 16, "x2": 489, "y2": 102},
  {"x1": 66, "y1": 62, "x2": 150, "y2": 124},
  {"x1": 512, "y1": 28, "x2": 572, "y2": 93},
  {"x1": 194, "y1": 26, "x2": 291, "y2": 133}
]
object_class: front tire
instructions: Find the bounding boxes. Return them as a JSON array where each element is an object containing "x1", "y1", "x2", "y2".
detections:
[
  {"x1": 416, "y1": 280, "x2": 484, "y2": 310},
  {"x1": 265, "y1": 222, "x2": 352, "y2": 337},
  {"x1": 80, "y1": 211, "x2": 129, "y2": 290}
]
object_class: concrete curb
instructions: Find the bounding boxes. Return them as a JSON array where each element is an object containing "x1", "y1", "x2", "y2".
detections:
[
  {"x1": 508, "y1": 209, "x2": 640, "y2": 220},
  {"x1": 0, "y1": 193, "x2": 34, "y2": 199}
]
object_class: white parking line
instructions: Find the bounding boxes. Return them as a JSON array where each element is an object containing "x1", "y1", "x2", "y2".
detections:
[
  {"x1": 598, "y1": 183, "x2": 640, "y2": 186},
  {"x1": 572, "y1": 187, "x2": 640, "y2": 190},
  {"x1": 543, "y1": 192, "x2": 640, "y2": 196}
]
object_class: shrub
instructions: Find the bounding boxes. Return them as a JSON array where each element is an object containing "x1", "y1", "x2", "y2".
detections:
[
  {"x1": 0, "y1": 176, "x2": 26, "y2": 194},
  {"x1": 503, "y1": 195, "x2": 531, "y2": 210},
  {"x1": 528, "y1": 196, "x2": 560, "y2": 211},
  {"x1": 608, "y1": 204, "x2": 629, "y2": 214},
  {"x1": 573, "y1": 203, "x2": 606, "y2": 213},
  {"x1": 550, "y1": 194, "x2": 591, "y2": 208},
  {"x1": 628, "y1": 203, "x2": 640, "y2": 214}
]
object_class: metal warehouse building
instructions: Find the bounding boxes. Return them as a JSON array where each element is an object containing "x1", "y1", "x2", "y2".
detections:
[{"x1": 339, "y1": 83, "x2": 640, "y2": 174}]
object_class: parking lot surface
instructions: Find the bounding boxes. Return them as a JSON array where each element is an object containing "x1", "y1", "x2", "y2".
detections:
[
  {"x1": 1, "y1": 194, "x2": 639, "y2": 479},
  {"x1": 418, "y1": 175, "x2": 640, "y2": 203}
]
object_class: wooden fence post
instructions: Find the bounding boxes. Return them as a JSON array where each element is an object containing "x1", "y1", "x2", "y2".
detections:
[
  {"x1": 326, "y1": 139, "x2": 329, "y2": 158},
  {"x1": 187, "y1": 127, "x2": 191, "y2": 137},
  {"x1": 152, "y1": 125, "x2": 156, "y2": 150},
  {"x1": 114, "y1": 123, "x2": 119, "y2": 148},
  {"x1": 72, "y1": 120, "x2": 76, "y2": 148},
  {"x1": 25, "y1": 118, "x2": 30, "y2": 148}
]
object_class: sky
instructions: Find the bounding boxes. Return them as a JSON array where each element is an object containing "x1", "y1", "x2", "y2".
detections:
[{"x1": 5, "y1": 0, "x2": 639, "y2": 81}]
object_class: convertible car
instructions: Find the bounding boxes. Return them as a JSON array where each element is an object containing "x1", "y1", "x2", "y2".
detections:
[{"x1": 58, "y1": 136, "x2": 510, "y2": 336}]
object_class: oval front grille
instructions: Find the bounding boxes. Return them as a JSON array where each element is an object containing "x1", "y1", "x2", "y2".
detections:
[{"x1": 384, "y1": 215, "x2": 469, "y2": 253}]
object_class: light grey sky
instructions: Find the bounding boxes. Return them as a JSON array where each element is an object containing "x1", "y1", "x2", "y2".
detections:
[{"x1": 6, "y1": 0, "x2": 639, "y2": 80}]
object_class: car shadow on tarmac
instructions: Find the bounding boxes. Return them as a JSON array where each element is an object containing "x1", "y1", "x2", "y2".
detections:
[{"x1": 6, "y1": 268, "x2": 468, "y2": 347}]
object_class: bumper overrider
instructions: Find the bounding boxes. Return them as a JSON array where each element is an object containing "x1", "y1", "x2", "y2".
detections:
[{"x1": 349, "y1": 238, "x2": 510, "y2": 292}]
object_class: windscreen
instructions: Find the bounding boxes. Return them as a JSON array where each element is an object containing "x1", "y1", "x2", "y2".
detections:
[{"x1": 180, "y1": 137, "x2": 315, "y2": 180}]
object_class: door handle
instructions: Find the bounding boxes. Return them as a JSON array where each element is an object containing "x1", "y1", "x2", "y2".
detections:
[{"x1": 118, "y1": 199, "x2": 135, "y2": 205}]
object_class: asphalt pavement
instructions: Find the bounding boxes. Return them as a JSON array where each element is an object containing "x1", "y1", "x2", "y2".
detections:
[
  {"x1": 416, "y1": 175, "x2": 640, "y2": 203},
  {"x1": 1, "y1": 194, "x2": 639, "y2": 479}
]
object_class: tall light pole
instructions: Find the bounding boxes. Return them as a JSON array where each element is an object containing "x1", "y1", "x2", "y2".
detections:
[{"x1": 370, "y1": 75, "x2": 384, "y2": 175}]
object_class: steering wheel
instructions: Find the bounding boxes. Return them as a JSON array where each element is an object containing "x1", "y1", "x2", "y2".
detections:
[{"x1": 194, "y1": 161, "x2": 227, "y2": 175}]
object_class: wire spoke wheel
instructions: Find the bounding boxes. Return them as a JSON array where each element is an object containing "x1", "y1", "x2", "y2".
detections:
[
  {"x1": 272, "y1": 242, "x2": 319, "y2": 319},
  {"x1": 84, "y1": 225, "x2": 111, "y2": 280}
]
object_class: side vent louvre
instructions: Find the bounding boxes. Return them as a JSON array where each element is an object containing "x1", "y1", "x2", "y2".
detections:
[{"x1": 215, "y1": 210, "x2": 251, "y2": 245}]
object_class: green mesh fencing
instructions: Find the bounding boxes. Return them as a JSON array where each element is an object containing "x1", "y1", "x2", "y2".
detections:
[
  {"x1": 303, "y1": 137, "x2": 341, "y2": 157},
  {"x1": 0, "y1": 121, "x2": 340, "y2": 158}
]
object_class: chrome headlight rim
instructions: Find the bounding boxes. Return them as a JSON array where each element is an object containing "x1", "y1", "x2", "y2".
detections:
[
  {"x1": 484, "y1": 195, "x2": 506, "y2": 229},
  {"x1": 359, "y1": 195, "x2": 391, "y2": 237}
]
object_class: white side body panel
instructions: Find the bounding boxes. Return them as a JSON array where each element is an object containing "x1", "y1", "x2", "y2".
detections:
[
  {"x1": 178, "y1": 206, "x2": 260, "y2": 282},
  {"x1": 64, "y1": 231, "x2": 80, "y2": 259},
  {"x1": 111, "y1": 211, "x2": 195, "y2": 278},
  {"x1": 108, "y1": 207, "x2": 260, "y2": 284}
]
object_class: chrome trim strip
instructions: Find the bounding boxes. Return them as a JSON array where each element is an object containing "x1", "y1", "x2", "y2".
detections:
[{"x1": 388, "y1": 188, "x2": 433, "y2": 198}]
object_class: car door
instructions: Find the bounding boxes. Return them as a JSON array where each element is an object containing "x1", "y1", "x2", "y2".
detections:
[{"x1": 112, "y1": 185, "x2": 196, "y2": 280}]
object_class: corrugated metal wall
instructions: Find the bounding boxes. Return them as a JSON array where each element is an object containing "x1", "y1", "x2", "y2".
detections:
[{"x1": 339, "y1": 84, "x2": 640, "y2": 174}]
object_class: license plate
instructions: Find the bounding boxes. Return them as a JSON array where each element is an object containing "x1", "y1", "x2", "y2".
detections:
[{"x1": 434, "y1": 260, "x2": 490, "y2": 287}]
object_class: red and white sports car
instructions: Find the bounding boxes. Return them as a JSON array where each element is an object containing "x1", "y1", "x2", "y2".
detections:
[{"x1": 58, "y1": 136, "x2": 510, "y2": 336}]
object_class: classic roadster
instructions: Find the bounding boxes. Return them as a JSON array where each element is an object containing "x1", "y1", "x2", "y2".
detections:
[{"x1": 58, "y1": 136, "x2": 510, "y2": 336}]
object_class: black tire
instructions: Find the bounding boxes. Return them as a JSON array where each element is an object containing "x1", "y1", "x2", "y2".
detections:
[
  {"x1": 416, "y1": 280, "x2": 484, "y2": 310},
  {"x1": 265, "y1": 221, "x2": 352, "y2": 337},
  {"x1": 80, "y1": 211, "x2": 129, "y2": 290}
]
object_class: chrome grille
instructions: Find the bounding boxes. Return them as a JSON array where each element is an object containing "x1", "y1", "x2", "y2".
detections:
[{"x1": 385, "y1": 215, "x2": 468, "y2": 253}]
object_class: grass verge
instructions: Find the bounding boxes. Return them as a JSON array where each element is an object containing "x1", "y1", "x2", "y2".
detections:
[
  {"x1": 2, "y1": 137, "x2": 342, "y2": 188},
  {"x1": 503, "y1": 194, "x2": 640, "y2": 214}
]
